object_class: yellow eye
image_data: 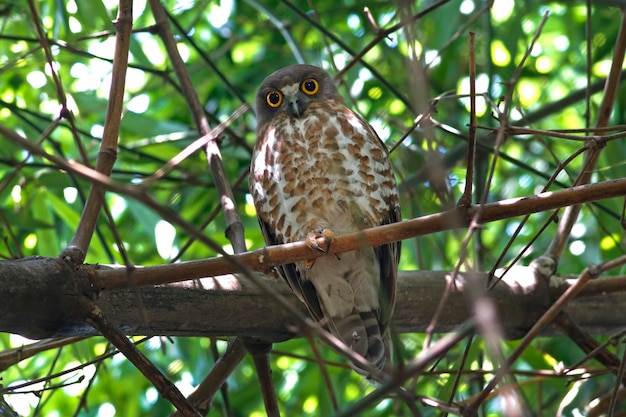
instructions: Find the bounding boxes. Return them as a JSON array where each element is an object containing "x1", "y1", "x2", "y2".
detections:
[
  {"x1": 266, "y1": 90, "x2": 283, "y2": 108},
  {"x1": 301, "y1": 78, "x2": 319, "y2": 95}
]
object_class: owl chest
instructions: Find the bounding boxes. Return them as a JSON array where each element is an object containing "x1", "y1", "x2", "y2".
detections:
[
  {"x1": 274, "y1": 120, "x2": 362, "y2": 196},
  {"x1": 254, "y1": 117, "x2": 385, "y2": 240}
]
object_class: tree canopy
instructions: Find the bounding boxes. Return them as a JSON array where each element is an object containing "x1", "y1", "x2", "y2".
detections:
[{"x1": 1, "y1": 0, "x2": 626, "y2": 416}]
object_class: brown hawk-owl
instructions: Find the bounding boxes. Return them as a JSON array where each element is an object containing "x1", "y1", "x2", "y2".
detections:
[{"x1": 249, "y1": 64, "x2": 401, "y2": 378}]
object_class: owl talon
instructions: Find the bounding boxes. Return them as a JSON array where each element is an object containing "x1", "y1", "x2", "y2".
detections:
[
  {"x1": 307, "y1": 237, "x2": 326, "y2": 253},
  {"x1": 305, "y1": 229, "x2": 336, "y2": 269},
  {"x1": 306, "y1": 229, "x2": 335, "y2": 253}
]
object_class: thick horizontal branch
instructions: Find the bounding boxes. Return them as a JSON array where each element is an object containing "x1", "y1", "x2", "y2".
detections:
[
  {"x1": 3, "y1": 178, "x2": 626, "y2": 341},
  {"x1": 2, "y1": 257, "x2": 626, "y2": 341},
  {"x1": 98, "y1": 176, "x2": 626, "y2": 291}
]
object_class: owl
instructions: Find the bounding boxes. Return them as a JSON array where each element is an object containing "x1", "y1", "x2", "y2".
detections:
[{"x1": 249, "y1": 64, "x2": 401, "y2": 378}]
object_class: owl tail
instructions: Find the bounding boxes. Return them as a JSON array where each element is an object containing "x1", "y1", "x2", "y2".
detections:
[
  {"x1": 331, "y1": 309, "x2": 390, "y2": 380},
  {"x1": 305, "y1": 251, "x2": 393, "y2": 380}
]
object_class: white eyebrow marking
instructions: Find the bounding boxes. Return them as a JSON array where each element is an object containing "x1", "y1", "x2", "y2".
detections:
[{"x1": 281, "y1": 83, "x2": 300, "y2": 96}]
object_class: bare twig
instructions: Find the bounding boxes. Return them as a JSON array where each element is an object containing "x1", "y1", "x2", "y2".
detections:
[
  {"x1": 479, "y1": 11, "x2": 550, "y2": 210},
  {"x1": 63, "y1": 0, "x2": 133, "y2": 262},
  {"x1": 460, "y1": 31, "x2": 477, "y2": 207},
  {"x1": 1, "y1": 337, "x2": 153, "y2": 394},
  {"x1": 83, "y1": 300, "x2": 200, "y2": 417},
  {"x1": 172, "y1": 169, "x2": 250, "y2": 263},
  {"x1": 148, "y1": 0, "x2": 278, "y2": 414},
  {"x1": 169, "y1": 339, "x2": 248, "y2": 417},
  {"x1": 467, "y1": 253, "x2": 626, "y2": 413},
  {"x1": 443, "y1": 335, "x2": 474, "y2": 417},
  {"x1": 334, "y1": 0, "x2": 452, "y2": 80},
  {"x1": 148, "y1": 0, "x2": 248, "y2": 255},
  {"x1": 248, "y1": 343, "x2": 280, "y2": 417},
  {"x1": 489, "y1": 140, "x2": 599, "y2": 280},
  {"x1": 506, "y1": 125, "x2": 626, "y2": 140},
  {"x1": 334, "y1": 320, "x2": 475, "y2": 417},
  {"x1": 25, "y1": 0, "x2": 89, "y2": 165},
  {"x1": 0, "y1": 337, "x2": 86, "y2": 372},
  {"x1": 305, "y1": 334, "x2": 339, "y2": 411},
  {"x1": 245, "y1": 0, "x2": 304, "y2": 64},
  {"x1": 546, "y1": 9, "x2": 626, "y2": 260},
  {"x1": 142, "y1": 104, "x2": 249, "y2": 184}
]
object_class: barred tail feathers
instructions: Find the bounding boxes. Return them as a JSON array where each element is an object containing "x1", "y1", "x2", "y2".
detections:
[
  {"x1": 332, "y1": 310, "x2": 389, "y2": 377},
  {"x1": 306, "y1": 252, "x2": 390, "y2": 378}
]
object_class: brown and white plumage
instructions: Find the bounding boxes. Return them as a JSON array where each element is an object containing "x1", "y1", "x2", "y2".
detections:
[{"x1": 249, "y1": 64, "x2": 401, "y2": 378}]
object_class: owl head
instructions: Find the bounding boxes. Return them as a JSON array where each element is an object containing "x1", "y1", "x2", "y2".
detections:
[{"x1": 255, "y1": 64, "x2": 344, "y2": 128}]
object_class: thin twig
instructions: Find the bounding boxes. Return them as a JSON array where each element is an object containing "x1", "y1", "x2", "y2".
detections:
[
  {"x1": 333, "y1": 320, "x2": 475, "y2": 417},
  {"x1": 245, "y1": 0, "x2": 305, "y2": 64},
  {"x1": 303, "y1": 331, "x2": 339, "y2": 411},
  {"x1": 148, "y1": 1, "x2": 279, "y2": 414},
  {"x1": 25, "y1": 0, "x2": 89, "y2": 165},
  {"x1": 479, "y1": 11, "x2": 550, "y2": 209},
  {"x1": 171, "y1": 168, "x2": 249, "y2": 263},
  {"x1": 169, "y1": 339, "x2": 247, "y2": 417},
  {"x1": 248, "y1": 344, "x2": 280, "y2": 417},
  {"x1": 546, "y1": 9, "x2": 626, "y2": 260},
  {"x1": 467, "y1": 253, "x2": 626, "y2": 413},
  {"x1": 142, "y1": 104, "x2": 249, "y2": 185},
  {"x1": 489, "y1": 140, "x2": 599, "y2": 281},
  {"x1": 83, "y1": 300, "x2": 200, "y2": 417},
  {"x1": 2, "y1": 337, "x2": 152, "y2": 394},
  {"x1": 460, "y1": 32, "x2": 477, "y2": 207},
  {"x1": 63, "y1": 0, "x2": 133, "y2": 262},
  {"x1": 506, "y1": 126, "x2": 626, "y2": 140},
  {"x1": 443, "y1": 334, "x2": 474, "y2": 417}
]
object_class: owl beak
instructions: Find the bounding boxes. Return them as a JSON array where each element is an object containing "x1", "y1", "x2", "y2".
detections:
[{"x1": 287, "y1": 95, "x2": 306, "y2": 118}]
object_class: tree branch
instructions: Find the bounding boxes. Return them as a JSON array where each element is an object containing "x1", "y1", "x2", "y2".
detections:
[
  {"x1": 2, "y1": 257, "x2": 625, "y2": 341},
  {"x1": 94, "y1": 175, "x2": 626, "y2": 292},
  {"x1": 63, "y1": 0, "x2": 133, "y2": 262}
]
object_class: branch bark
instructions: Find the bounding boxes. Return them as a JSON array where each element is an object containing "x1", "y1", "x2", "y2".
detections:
[
  {"x1": 2, "y1": 174, "x2": 626, "y2": 343},
  {"x1": 2, "y1": 256, "x2": 625, "y2": 341}
]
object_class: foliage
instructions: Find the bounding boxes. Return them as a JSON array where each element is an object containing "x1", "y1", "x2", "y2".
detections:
[{"x1": 1, "y1": 0, "x2": 626, "y2": 416}]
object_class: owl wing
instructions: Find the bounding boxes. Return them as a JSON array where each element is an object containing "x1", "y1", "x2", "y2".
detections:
[
  {"x1": 358, "y1": 114, "x2": 402, "y2": 333},
  {"x1": 255, "y1": 216, "x2": 325, "y2": 322},
  {"x1": 374, "y1": 203, "x2": 401, "y2": 333}
]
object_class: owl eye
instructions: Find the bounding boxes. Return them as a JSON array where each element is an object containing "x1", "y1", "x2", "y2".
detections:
[
  {"x1": 266, "y1": 90, "x2": 283, "y2": 108},
  {"x1": 301, "y1": 78, "x2": 319, "y2": 95}
]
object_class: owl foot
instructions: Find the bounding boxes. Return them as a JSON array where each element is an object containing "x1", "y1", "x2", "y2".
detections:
[
  {"x1": 307, "y1": 229, "x2": 335, "y2": 253},
  {"x1": 305, "y1": 229, "x2": 336, "y2": 269}
]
